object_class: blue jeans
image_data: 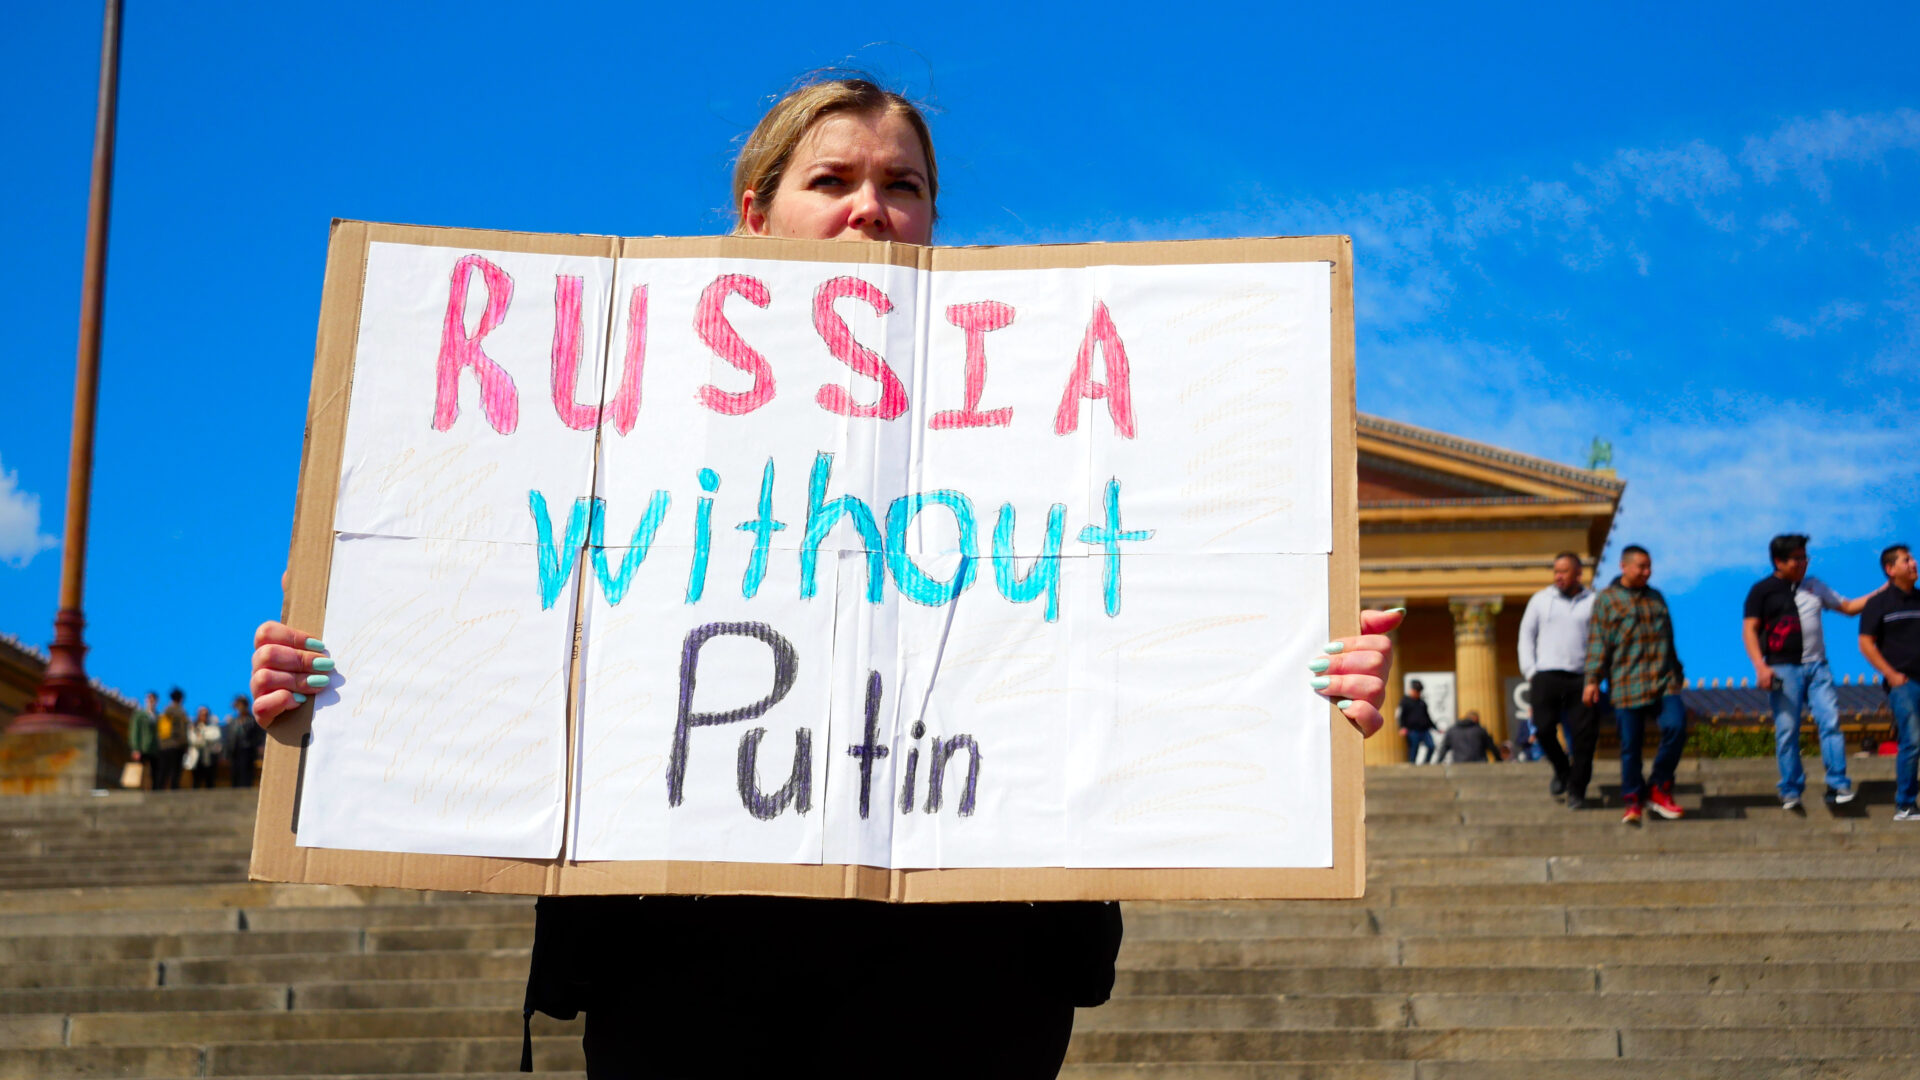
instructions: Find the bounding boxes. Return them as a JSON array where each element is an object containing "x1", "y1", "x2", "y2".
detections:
[
  {"x1": 1891, "y1": 681, "x2": 1920, "y2": 808},
  {"x1": 1771, "y1": 660, "x2": 1849, "y2": 799},
  {"x1": 1405, "y1": 729, "x2": 1435, "y2": 765},
  {"x1": 1616, "y1": 693, "x2": 1687, "y2": 802}
]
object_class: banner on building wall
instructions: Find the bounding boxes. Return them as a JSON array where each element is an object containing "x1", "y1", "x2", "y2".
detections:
[{"x1": 250, "y1": 222, "x2": 1362, "y2": 901}]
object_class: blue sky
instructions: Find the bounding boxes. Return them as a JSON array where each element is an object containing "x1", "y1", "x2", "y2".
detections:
[{"x1": 4, "y1": 1, "x2": 1917, "y2": 712}]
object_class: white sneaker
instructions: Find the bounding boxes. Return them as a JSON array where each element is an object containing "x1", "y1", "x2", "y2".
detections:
[
  {"x1": 1782, "y1": 795, "x2": 1802, "y2": 811},
  {"x1": 1833, "y1": 783, "x2": 1858, "y2": 804},
  {"x1": 1895, "y1": 806, "x2": 1920, "y2": 822}
]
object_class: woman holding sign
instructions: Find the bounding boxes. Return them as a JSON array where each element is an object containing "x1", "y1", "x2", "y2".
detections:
[{"x1": 251, "y1": 76, "x2": 1401, "y2": 1079}]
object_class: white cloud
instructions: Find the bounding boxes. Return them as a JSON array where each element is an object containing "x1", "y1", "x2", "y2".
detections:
[
  {"x1": 0, "y1": 456, "x2": 57, "y2": 569},
  {"x1": 1607, "y1": 405, "x2": 1913, "y2": 588},
  {"x1": 1771, "y1": 299, "x2": 1865, "y2": 339},
  {"x1": 1741, "y1": 108, "x2": 1920, "y2": 198}
]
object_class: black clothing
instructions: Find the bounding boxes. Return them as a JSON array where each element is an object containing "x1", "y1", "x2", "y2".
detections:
[
  {"x1": 150, "y1": 747, "x2": 185, "y2": 791},
  {"x1": 1397, "y1": 697, "x2": 1434, "y2": 732},
  {"x1": 525, "y1": 895, "x2": 1121, "y2": 1079},
  {"x1": 1863, "y1": 584, "x2": 1920, "y2": 680},
  {"x1": 1438, "y1": 720, "x2": 1502, "y2": 763},
  {"x1": 1530, "y1": 670, "x2": 1598, "y2": 799},
  {"x1": 1744, "y1": 574, "x2": 1805, "y2": 665}
]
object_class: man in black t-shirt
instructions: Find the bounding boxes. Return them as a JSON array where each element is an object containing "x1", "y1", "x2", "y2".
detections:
[
  {"x1": 1741, "y1": 534, "x2": 1880, "y2": 809},
  {"x1": 1861, "y1": 544, "x2": 1920, "y2": 820}
]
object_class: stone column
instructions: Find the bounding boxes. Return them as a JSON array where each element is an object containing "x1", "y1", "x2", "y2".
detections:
[
  {"x1": 1364, "y1": 598, "x2": 1408, "y2": 766},
  {"x1": 1450, "y1": 596, "x2": 1506, "y2": 744}
]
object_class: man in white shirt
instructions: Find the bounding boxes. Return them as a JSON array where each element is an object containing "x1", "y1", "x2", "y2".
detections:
[
  {"x1": 1742, "y1": 534, "x2": 1881, "y2": 808},
  {"x1": 1519, "y1": 551, "x2": 1597, "y2": 809}
]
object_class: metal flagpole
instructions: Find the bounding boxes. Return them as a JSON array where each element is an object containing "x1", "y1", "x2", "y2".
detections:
[{"x1": 11, "y1": 0, "x2": 125, "y2": 734}]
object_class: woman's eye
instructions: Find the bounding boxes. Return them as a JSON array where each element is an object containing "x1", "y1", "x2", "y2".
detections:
[
  {"x1": 809, "y1": 174, "x2": 845, "y2": 189},
  {"x1": 889, "y1": 180, "x2": 923, "y2": 196}
]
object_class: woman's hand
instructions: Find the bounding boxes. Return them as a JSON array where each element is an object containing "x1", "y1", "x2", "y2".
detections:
[
  {"x1": 1311, "y1": 607, "x2": 1403, "y2": 738},
  {"x1": 251, "y1": 621, "x2": 331, "y2": 728}
]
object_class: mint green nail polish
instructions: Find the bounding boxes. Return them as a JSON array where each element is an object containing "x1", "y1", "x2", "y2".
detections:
[
  {"x1": 305, "y1": 674, "x2": 330, "y2": 688},
  {"x1": 1386, "y1": 607, "x2": 1407, "y2": 616},
  {"x1": 1310, "y1": 676, "x2": 1332, "y2": 690},
  {"x1": 312, "y1": 657, "x2": 335, "y2": 672},
  {"x1": 306, "y1": 638, "x2": 327, "y2": 652},
  {"x1": 1336, "y1": 699, "x2": 1356, "y2": 710},
  {"x1": 292, "y1": 693, "x2": 308, "y2": 704},
  {"x1": 1308, "y1": 657, "x2": 1331, "y2": 673},
  {"x1": 1323, "y1": 641, "x2": 1346, "y2": 654}
]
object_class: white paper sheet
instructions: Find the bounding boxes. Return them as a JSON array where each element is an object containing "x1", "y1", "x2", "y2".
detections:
[{"x1": 296, "y1": 534, "x2": 571, "y2": 858}]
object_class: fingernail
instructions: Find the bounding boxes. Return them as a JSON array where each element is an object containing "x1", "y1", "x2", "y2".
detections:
[
  {"x1": 1311, "y1": 676, "x2": 1332, "y2": 690},
  {"x1": 312, "y1": 657, "x2": 336, "y2": 672},
  {"x1": 1323, "y1": 642, "x2": 1346, "y2": 654},
  {"x1": 1308, "y1": 657, "x2": 1331, "y2": 674},
  {"x1": 306, "y1": 639, "x2": 327, "y2": 652},
  {"x1": 1386, "y1": 607, "x2": 1407, "y2": 616},
  {"x1": 292, "y1": 693, "x2": 308, "y2": 704},
  {"x1": 1336, "y1": 699, "x2": 1356, "y2": 710},
  {"x1": 305, "y1": 674, "x2": 331, "y2": 688}
]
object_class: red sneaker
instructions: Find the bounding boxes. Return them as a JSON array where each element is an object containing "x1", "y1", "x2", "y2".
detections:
[
  {"x1": 1647, "y1": 783, "x2": 1684, "y2": 820},
  {"x1": 1621, "y1": 797, "x2": 1643, "y2": 826}
]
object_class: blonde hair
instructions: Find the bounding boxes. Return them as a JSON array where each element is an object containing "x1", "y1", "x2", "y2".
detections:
[{"x1": 732, "y1": 77, "x2": 938, "y2": 234}]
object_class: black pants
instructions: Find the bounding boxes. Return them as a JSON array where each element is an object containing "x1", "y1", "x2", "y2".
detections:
[
  {"x1": 150, "y1": 748, "x2": 185, "y2": 790},
  {"x1": 581, "y1": 979, "x2": 1075, "y2": 1079},
  {"x1": 229, "y1": 751, "x2": 257, "y2": 789},
  {"x1": 534, "y1": 896, "x2": 1116, "y2": 1080},
  {"x1": 1530, "y1": 670, "x2": 1597, "y2": 798}
]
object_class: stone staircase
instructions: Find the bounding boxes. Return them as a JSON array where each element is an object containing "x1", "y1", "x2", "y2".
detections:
[{"x1": 2, "y1": 759, "x2": 1917, "y2": 1077}]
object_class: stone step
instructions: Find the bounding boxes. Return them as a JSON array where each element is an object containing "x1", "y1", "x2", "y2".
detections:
[
  {"x1": 1113, "y1": 966, "x2": 1597, "y2": 997},
  {"x1": 1065, "y1": 1024, "x2": 1920, "y2": 1063},
  {"x1": 1384, "y1": 876, "x2": 1920, "y2": 907},
  {"x1": 0, "y1": 883, "x2": 426, "y2": 915},
  {"x1": 205, "y1": 1035, "x2": 582, "y2": 1075},
  {"x1": 163, "y1": 950, "x2": 530, "y2": 987},
  {"x1": 0, "y1": 984, "x2": 285, "y2": 1015},
  {"x1": 1401, "y1": 930, "x2": 1920, "y2": 967},
  {"x1": 0, "y1": 959, "x2": 160, "y2": 990},
  {"x1": 0, "y1": 1045, "x2": 204, "y2": 1079},
  {"x1": 1085, "y1": 989, "x2": 1920, "y2": 1031},
  {"x1": 0, "y1": 929, "x2": 363, "y2": 964},
  {"x1": 1060, "y1": 1061, "x2": 1920, "y2": 1079},
  {"x1": 1118, "y1": 929, "x2": 1920, "y2": 969},
  {"x1": 0, "y1": 1037, "x2": 583, "y2": 1078},
  {"x1": 1122, "y1": 902, "x2": 1920, "y2": 939},
  {"x1": 1368, "y1": 851, "x2": 1920, "y2": 886},
  {"x1": 63, "y1": 1006, "x2": 582, "y2": 1045},
  {"x1": 289, "y1": 980, "x2": 524, "y2": 1011},
  {"x1": 0, "y1": 901, "x2": 531, "y2": 938}
]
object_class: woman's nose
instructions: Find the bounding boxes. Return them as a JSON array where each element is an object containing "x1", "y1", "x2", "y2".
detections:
[{"x1": 848, "y1": 182, "x2": 888, "y2": 234}]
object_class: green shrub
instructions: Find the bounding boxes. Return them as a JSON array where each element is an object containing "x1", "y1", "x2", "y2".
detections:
[{"x1": 1685, "y1": 726, "x2": 1812, "y2": 759}]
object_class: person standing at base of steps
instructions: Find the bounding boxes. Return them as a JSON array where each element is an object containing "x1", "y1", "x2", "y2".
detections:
[
  {"x1": 1584, "y1": 545, "x2": 1688, "y2": 825},
  {"x1": 1435, "y1": 709, "x2": 1503, "y2": 763},
  {"x1": 1399, "y1": 678, "x2": 1438, "y2": 764},
  {"x1": 151, "y1": 687, "x2": 191, "y2": 792},
  {"x1": 1860, "y1": 544, "x2": 1920, "y2": 821},
  {"x1": 1742, "y1": 533, "x2": 1882, "y2": 811},
  {"x1": 1519, "y1": 551, "x2": 1598, "y2": 809}
]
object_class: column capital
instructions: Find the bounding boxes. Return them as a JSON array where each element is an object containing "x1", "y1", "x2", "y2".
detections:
[{"x1": 1448, "y1": 596, "x2": 1503, "y2": 645}]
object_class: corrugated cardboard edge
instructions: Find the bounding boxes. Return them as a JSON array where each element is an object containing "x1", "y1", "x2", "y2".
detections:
[{"x1": 253, "y1": 223, "x2": 1364, "y2": 901}]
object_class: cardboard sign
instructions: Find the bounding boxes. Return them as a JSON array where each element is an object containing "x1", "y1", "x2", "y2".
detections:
[{"x1": 250, "y1": 222, "x2": 1362, "y2": 901}]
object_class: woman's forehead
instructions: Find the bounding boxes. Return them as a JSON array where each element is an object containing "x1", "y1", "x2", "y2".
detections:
[{"x1": 792, "y1": 110, "x2": 928, "y2": 172}]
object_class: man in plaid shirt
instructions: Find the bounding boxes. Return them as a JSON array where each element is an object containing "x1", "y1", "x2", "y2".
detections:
[{"x1": 1584, "y1": 545, "x2": 1688, "y2": 824}]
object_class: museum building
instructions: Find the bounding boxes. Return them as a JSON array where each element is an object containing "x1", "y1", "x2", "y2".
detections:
[{"x1": 1355, "y1": 414, "x2": 1625, "y2": 764}]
